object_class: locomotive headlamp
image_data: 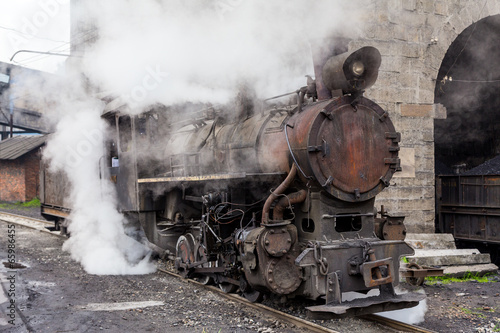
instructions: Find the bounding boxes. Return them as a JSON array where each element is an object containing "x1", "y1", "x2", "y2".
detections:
[
  {"x1": 351, "y1": 61, "x2": 365, "y2": 77},
  {"x1": 322, "y1": 46, "x2": 381, "y2": 95}
]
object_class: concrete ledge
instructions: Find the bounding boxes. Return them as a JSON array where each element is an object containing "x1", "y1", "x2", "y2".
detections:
[
  {"x1": 405, "y1": 233, "x2": 456, "y2": 250},
  {"x1": 407, "y1": 249, "x2": 491, "y2": 266}
]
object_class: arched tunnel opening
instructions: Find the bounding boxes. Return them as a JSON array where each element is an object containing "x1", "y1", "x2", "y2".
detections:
[
  {"x1": 434, "y1": 15, "x2": 500, "y2": 174},
  {"x1": 434, "y1": 15, "x2": 500, "y2": 263}
]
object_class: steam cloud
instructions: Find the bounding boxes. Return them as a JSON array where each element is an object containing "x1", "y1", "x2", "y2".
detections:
[
  {"x1": 29, "y1": 1, "x2": 368, "y2": 275},
  {"x1": 41, "y1": 74, "x2": 155, "y2": 275},
  {"x1": 80, "y1": 0, "x2": 365, "y2": 113}
]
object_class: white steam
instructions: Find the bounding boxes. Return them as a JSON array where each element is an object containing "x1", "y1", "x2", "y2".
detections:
[
  {"x1": 79, "y1": 0, "x2": 364, "y2": 114},
  {"x1": 42, "y1": 79, "x2": 155, "y2": 275},
  {"x1": 377, "y1": 298, "x2": 428, "y2": 325}
]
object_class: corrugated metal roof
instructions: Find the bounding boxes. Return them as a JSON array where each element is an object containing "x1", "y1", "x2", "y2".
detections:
[{"x1": 0, "y1": 135, "x2": 46, "y2": 160}]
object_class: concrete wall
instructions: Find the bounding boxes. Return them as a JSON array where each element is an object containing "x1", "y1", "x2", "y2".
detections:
[
  {"x1": 350, "y1": 0, "x2": 500, "y2": 232},
  {"x1": 0, "y1": 151, "x2": 41, "y2": 202}
]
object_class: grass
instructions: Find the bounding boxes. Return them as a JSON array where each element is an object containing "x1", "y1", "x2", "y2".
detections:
[
  {"x1": 460, "y1": 307, "x2": 487, "y2": 319},
  {"x1": 425, "y1": 271, "x2": 495, "y2": 285},
  {"x1": 0, "y1": 197, "x2": 40, "y2": 210}
]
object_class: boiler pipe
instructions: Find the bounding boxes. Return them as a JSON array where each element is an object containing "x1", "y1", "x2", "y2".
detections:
[{"x1": 262, "y1": 163, "x2": 297, "y2": 224}]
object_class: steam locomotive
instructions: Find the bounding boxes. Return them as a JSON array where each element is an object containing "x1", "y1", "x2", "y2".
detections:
[{"x1": 40, "y1": 45, "x2": 425, "y2": 316}]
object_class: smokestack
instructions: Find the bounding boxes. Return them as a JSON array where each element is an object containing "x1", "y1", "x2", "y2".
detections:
[{"x1": 310, "y1": 37, "x2": 349, "y2": 100}]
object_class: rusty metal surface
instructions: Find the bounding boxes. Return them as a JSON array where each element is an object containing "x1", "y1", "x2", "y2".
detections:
[
  {"x1": 41, "y1": 206, "x2": 70, "y2": 218},
  {"x1": 361, "y1": 257, "x2": 394, "y2": 288},
  {"x1": 400, "y1": 263, "x2": 444, "y2": 286},
  {"x1": 286, "y1": 96, "x2": 400, "y2": 202},
  {"x1": 240, "y1": 224, "x2": 302, "y2": 295}
]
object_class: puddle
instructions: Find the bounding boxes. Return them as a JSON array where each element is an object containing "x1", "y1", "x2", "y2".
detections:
[{"x1": 2, "y1": 262, "x2": 27, "y2": 269}]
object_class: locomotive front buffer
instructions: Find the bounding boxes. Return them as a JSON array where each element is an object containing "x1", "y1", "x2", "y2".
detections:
[{"x1": 295, "y1": 238, "x2": 425, "y2": 318}]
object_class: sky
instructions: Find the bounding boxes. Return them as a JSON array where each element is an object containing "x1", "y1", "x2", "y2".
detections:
[{"x1": 0, "y1": 0, "x2": 70, "y2": 73}]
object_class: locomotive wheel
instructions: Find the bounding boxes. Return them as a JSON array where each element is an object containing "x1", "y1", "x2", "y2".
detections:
[
  {"x1": 219, "y1": 282, "x2": 238, "y2": 293},
  {"x1": 175, "y1": 234, "x2": 195, "y2": 277},
  {"x1": 243, "y1": 289, "x2": 263, "y2": 303},
  {"x1": 406, "y1": 262, "x2": 425, "y2": 286},
  {"x1": 194, "y1": 246, "x2": 213, "y2": 285}
]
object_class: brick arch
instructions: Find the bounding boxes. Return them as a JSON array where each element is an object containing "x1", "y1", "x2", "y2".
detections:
[{"x1": 430, "y1": 2, "x2": 500, "y2": 92}]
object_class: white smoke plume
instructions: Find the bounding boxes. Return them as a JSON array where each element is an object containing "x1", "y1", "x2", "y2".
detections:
[
  {"x1": 41, "y1": 78, "x2": 155, "y2": 275},
  {"x1": 377, "y1": 298, "x2": 428, "y2": 325},
  {"x1": 80, "y1": 0, "x2": 365, "y2": 113}
]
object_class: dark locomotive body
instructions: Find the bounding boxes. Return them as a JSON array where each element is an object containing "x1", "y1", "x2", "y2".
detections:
[{"x1": 40, "y1": 46, "x2": 424, "y2": 316}]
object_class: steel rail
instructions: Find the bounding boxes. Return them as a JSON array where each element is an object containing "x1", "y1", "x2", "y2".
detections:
[
  {"x1": 360, "y1": 314, "x2": 438, "y2": 333},
  {"x1": 0, "y1": 211, "x2": 65, "y2": 238}
]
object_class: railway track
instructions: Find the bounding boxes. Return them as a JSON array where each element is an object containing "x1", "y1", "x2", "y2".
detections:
[
  {"x1": 0, "y1": 211, "x2": 436, "y2": 333},
  {"x1": 157, "y1": 267, "x2": 437, "y2": 333},
  {"x1": 0, "y1": 211, "x2": 65, "y2": 238}
]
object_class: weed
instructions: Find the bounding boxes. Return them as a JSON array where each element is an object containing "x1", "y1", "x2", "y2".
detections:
[
  {"x1": 0, "y1": 198, "x2": 40, "y2": 210},
  {"x1": 460, "y1": 307, "x2": 486, "y2": 319},
  {"x1": 21, "y1": 197, "x2": 41, "y2": 208},
  {"x1": 425, "y1": 271, "x2": 495, "y2": 285}
]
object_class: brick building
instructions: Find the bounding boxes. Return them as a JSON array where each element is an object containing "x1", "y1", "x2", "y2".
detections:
[{"x1": 0, "y1": 136, "x2": 46, "y2": 202}]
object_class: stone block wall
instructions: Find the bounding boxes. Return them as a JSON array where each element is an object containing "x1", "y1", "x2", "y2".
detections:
[{"x1": 347, "y1": 0, "x2": 500, "y2": 233}]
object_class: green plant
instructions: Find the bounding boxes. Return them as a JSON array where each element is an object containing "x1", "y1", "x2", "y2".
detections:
[
  {"x1": 0, "y1": 198, "x2": 40, "y2": 210},
  {"x1": 460, "y1": 307, "x2": 486, "y2": 319},
  {"x1": 425, "y1": 271, "x2": 495, "y2": 285},
  {"x1": 21, "y1": 197, "x2": 41, "y2": 208}
]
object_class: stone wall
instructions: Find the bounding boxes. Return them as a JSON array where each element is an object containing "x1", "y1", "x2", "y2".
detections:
[{"x1": 349, "y1": 0, "x2": 500, "y2": 232}]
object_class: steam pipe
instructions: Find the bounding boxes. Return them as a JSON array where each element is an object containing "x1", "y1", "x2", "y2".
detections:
[
  {"x1": 272, "y1": 189, "x2": 307, "y2": 221},
  {"x1": 262, "y1": 163, "x2": 297, "y2": 224}
]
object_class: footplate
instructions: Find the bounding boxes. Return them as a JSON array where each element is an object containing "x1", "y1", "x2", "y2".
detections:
[{"x1": 306, "y1": 292, "x2": 426, "y2": 318}]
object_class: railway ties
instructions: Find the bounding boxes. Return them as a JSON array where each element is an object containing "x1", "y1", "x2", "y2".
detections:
[{"x1": 0, "y1": 212, "x2": 436, "y2": 333}]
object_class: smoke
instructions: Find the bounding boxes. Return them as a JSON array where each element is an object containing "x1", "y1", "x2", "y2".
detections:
[
  {"x1": 40, "y1": 72, "x2": 155, "y2": 275},
  {"x1": 377, "y1": 298, "x2": 428, "y2": 325},
  {"x1": 345, "y1": 288, "x2": 428, "y2": 325},
  {"x1": 79, "y1": 0, "x2": 365, "y2": 114}
]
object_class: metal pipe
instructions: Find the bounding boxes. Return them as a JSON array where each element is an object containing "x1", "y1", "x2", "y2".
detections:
[
  {"x1": 10, "y1": 50, "x2": 71, "y2": 62},
  {"x1": 262, "y1": 163, "x2": 297, "y2": 224},
  {"x1": 272, "y1": 189, "x2": 307, "y2": 221}
]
